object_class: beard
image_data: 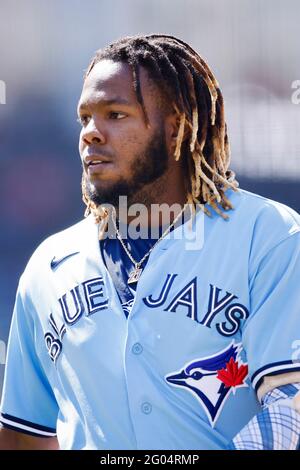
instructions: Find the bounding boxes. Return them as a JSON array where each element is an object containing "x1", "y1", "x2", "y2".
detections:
[{"x1": 83, "y1": 126, "x2": 169, "y2": 208}]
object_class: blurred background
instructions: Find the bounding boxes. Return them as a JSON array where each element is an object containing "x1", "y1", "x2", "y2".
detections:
[{"x1": 0, "y1": 0, "x2": 299, "y2": 392}]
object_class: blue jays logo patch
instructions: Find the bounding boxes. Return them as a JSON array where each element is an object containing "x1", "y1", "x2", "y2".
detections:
[{"x1": 165, "y1": 342, "x2": 248, "y2": 426}]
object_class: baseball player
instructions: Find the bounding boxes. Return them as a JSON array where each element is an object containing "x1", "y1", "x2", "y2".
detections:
[{"x1": 1, "y1": 35, "x2": 300, "y2": 450}]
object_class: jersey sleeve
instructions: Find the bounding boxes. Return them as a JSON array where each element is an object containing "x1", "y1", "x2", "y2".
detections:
[
  {"x1": 242, "y1": 231, "x2": 300, "y2": 394},
  {"x1": 0, "y1": 276, "x2": 58, "y2": 437}
]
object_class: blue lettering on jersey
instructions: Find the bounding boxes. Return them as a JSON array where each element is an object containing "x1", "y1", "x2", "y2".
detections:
[
  {"x1": 82, "y1": 277, "x2": 109, "y2": 315},
  {"x1": 59, "y1": 285, "x2": 85, "y2": 325},
  {"x1": 143, "y1": 274, "x2": 178, "y2": 307},
  {"x1": 44, "y1": 332, "x2": 62, "y2": 364},
  {"x1": 44, "y1": 274, "x2": 249, "y2": 363},
  {"x1": 164, "y1": 277, "x2": 198, "y2": 323},
  {"x1": 200, "y1": 285, "x2": 237, "y2": 327},
  {"x1": 44, "y1": 276, "x2": 108, "y2": 362},
  {"x1": 216, "y1": 303, "x2": 249, "y2": 336},
  {"x1": 143, "y1": 275, "x2": 249, "y2": 335},
  {"x1": 49, "y1": 313, "x2": 66, "y2": 341}
]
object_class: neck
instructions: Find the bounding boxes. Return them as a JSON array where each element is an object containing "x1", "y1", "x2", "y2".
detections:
[
  {"x1": 117, "y1": 166, "x2": 187, "y2": 228},
  {"x1": 116, "y1": 196, "x2": 187, "y2": 229}
]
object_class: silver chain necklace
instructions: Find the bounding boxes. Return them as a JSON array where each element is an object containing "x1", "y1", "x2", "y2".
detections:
[{"x1": 111, "y1": 206, "x2": 186, "y2": 284}]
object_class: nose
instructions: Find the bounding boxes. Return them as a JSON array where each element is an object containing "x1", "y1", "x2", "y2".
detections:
[{"x1": 81, "y1": 119, "x2": 106, "y2": 146}]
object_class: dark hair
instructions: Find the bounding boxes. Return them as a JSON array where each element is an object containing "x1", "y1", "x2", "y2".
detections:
[{"x1": 82, "y1": 34, "x2": 238, "y2": 221}]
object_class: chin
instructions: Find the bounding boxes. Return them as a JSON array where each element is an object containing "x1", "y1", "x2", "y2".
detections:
[
  {"x1": 88, "y1": 179, "x2": 116, "y2": 194},
  {"x1": 86, "y1": 182, "x2": 123, "y2": 208}
]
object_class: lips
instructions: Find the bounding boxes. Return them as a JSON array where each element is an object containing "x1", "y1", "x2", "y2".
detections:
[
  {"x1": 84, "y1": 154, "x2": 114, "y2": 177},
  {"x1": 84, "y1": 154, "x2": 112, "y2": 166},
  {"x1": 89, "y1": 161, "x2": 103, "y2": 166}
]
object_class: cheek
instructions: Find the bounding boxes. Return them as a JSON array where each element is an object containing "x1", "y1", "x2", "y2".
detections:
[{"x1": 112, "y1": 129, "x2": 148, "y2": 159}]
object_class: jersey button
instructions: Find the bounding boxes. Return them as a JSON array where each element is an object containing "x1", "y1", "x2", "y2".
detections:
[
  {"x1": 132, "y1": 343, "x2": 143, "y2": 355},
  {"x1": 141, "y1": 402, "x2": 152, "y2": 414}
]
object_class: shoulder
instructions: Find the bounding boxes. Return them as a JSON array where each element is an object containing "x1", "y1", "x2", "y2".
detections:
[
  {"x1": 227, "y1": 188, "x2": 299, "y2": 237},
  {"x1": 227, "y1": 188, "x2": 300, "y2": 267},
  {"x1": 20, "y1": 215, "x2": 97, "y2": 287},
  {"x1": 229, "y1": 187, "x2": 299, "y2": 226},
  {"x1": 30, "y1": 215, "x2": 94, "y2": 259}
]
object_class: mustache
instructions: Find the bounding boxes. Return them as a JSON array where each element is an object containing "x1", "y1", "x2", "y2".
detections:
[
  {"x1": 83, "y1": 147, "x2": 114, "y2": 159},
  {"x1": 82, "y1": 149, "x2": 114, "y2": 168}
]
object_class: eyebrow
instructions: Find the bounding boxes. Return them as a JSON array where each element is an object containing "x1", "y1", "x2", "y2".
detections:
[{"x1": 77, "y1": 97, "x2": 132, "y2": 114}]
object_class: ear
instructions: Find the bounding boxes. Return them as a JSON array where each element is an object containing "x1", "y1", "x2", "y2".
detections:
[{"x1": 165, "y1": 107, "x2": 190, "y2": 154}]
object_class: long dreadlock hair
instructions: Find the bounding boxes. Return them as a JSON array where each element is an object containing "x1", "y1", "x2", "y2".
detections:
[{"x1": 81, "y1": 34, "x2": 238, "y2": 222}]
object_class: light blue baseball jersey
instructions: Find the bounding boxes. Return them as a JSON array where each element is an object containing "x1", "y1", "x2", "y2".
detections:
[{"x1": 1, "y1": 188, "x2": 300, "y2": 450}]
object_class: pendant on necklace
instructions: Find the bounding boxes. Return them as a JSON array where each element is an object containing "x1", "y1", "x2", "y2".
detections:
[{"x1": 128, "y1": 266, "x2": 143, "y2": 284}]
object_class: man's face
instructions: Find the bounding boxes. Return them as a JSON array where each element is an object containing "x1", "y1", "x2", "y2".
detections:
[{"x1": 78, "y1": 59, "x2": 173, "y2": 207}]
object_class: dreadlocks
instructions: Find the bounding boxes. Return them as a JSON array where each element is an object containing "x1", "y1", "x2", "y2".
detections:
[{"x1": 81, "y1": 34, "x2": 238, "y2": 221}]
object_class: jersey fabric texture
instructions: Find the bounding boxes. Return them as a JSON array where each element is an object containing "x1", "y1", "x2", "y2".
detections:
[{"x1": 1, "y1": 188, "x2": 300, "y2": 450}]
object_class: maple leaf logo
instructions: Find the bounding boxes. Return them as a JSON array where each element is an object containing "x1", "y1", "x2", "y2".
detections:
[{"x1": 217, "y1": 357, "x2": 248, "y2": 388}]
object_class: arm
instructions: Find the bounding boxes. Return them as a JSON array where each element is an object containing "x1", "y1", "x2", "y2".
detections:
[
  {"x1": 227, "y1": 381, "x2": 300, "y2": 450},
  {"x1": 0, "y1": 278, "x2": 59, "y2": 447},
  {"x1": 0, "y1": 427, "x2": 59, "y2": 450},
  {"x1": 235, "y1": 226, "x2": 300, "y2": 449}
]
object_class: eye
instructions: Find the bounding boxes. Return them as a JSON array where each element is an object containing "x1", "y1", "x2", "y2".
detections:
[
  {"x1": 191, "y1": 371, "x2": 203, "y2": 380},
  {"x1": 77, "y1": 115, "x2": 90, "y2": 126},
  {"x1": 109, "y1": 111, "x2": 127, "y2": 120}
]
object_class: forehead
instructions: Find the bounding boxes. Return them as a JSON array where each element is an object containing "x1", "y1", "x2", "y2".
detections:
[{"x1": 78, "y1": 59, "x2": 157, "y2": 109}]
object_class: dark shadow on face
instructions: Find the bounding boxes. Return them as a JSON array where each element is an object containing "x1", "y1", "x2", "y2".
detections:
[{"x1": 84, "y1": 124, "x2": 169, "y2": 208}]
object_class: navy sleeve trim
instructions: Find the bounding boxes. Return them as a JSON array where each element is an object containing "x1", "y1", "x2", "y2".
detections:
[
  {"x1": 251, "y1": 360, "x2": 300, "y2": 392},
  {"x1": 0, "y1": 413, "x2": 56, "y2": 437}
]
